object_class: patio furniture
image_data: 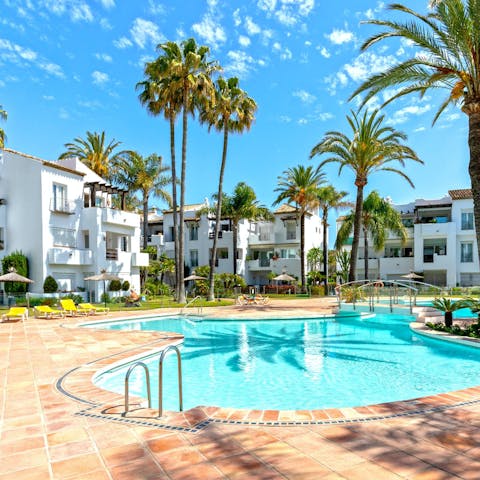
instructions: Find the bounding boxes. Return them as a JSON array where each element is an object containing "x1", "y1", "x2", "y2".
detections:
[
  {"x1": 34, "y1": 305, "x2": 65, "y2": 319},
  {"x1": 78, "y1": 303, "x2": 109, "y2": 315},
  {"x1": 2, "y1": 307, "x2": 28, "y2": 322},
  {"x1": 60, "y1": 299, "x2": 90, "y2": 316}
]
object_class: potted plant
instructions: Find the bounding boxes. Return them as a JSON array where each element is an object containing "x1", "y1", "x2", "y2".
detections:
[{"x1": 431, "y1": 297, "x2": 466, "y2": 328}]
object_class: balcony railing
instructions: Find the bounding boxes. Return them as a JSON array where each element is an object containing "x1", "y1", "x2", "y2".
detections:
[
  {"x1": 106, "y1": 248, "x2": 118, "y2": 260},
  {"x1": 50, "y1": 198, "x2": 75, "y2": 215}
]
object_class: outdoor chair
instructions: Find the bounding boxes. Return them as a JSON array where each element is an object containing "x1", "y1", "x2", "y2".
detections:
[
  {"x1": 254, "y1": 295, "x2": 270, "y2": 305},
  {"x1": 34, "y1": 305, "x2": 65, "y2": 319},
  {"x1": 60, "y1": 299, "x2": 90, "y2": 316},
  {"x1": 2, "y1": 307, "x2": 28, "y2": 322},
  {"x1": 78, "y1": 303, "x2": 109, "y2": 315}
]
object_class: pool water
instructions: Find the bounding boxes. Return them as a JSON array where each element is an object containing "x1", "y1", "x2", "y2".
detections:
[{"x1": 93, "y1": 314, "x2": 480, "y2": 411}]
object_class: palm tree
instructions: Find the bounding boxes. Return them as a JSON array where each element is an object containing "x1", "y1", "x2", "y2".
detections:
[
  {"x1": 310, "y1": 109, "x2": 422, "y2": 282},
  {"x1": 316, "y1": 186, "x2": 352, "y2": 288},
  {"x1": 0, "y1": 105, "x2": 7, "y2": 148},
  {"x1": 307, "y1": 247, "x2": 322, "y2": 271},
  {"x1": 336, "y1": 191, "x2": 407, "y2": 280},
  {"x1": 140, "y1": 38, "x2": 218, "y2": 303},
  {"x1": 58, "y1": 131, "x2": 127, "y2": 179},
  {"x1": 432, "y1": 297, "x2": 465, "y2": 328},
  {"x1": 351, "y1": 0, "x2": 480, "y2": 265},
  {"x1": 200, "y1": 77, "x2": 257, "y2": 300},
  {"x1": 273, "y1": 165, "x2": 325, "y2": 290},
  {"x1": 137, "y1": 55, "x2": 182, "y2": 299},
  {"x1": 111, "y1": 152, "x2": 171, "y2": 250}
]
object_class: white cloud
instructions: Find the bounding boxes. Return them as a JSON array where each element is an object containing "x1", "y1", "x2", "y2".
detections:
[
  {"x1": 317, "y1": 112, "x2": 333, "y2": 121},
  {"x1": 92, "y1": 70, "x2": 109, "y2": 85},
  {"x1": 130, "y1": 18, "x2": 163, "y2": 49},
  {"x1": 304, "y1": 40, "x2": 312, "y2": 47},
  {"x1": 414, "y1": 126, "x2": 426, "y2": 132},
  {"x1": 95, "y1": 53, "x2": 112, "y2": 62},
  {"x1": 99, "y1": 0, "x2": 115, "y2": 8},
  {"x1": 148, "y1": 1, "x2": 165, "y2": 15},
  {"x1": 298, "y1": 118, "x2": 308, "y2": 125},
  {"x1": 272, "y1": 41, "x2": 292, "y2": 60},
  {"x1": 239, "y1": 35, "x2": 251, "y2": 47},
  {"x1": 326, "y1": 28, "x2": 354, "y2": 45},
  {"x1": 113, "y1": 36, "x2": 133, "y2": 49},
  {"x1": 245, "y1": 16, "x2": 261, "y2": 35},
  {"x1": 293, "y1": 89, "x2": 316, "y2": 104},
  {"x1": 41, "y1": 0, "x2": 93, "y2": 22},
  {"x1": 233, "y1": 8, "x2": 241, "y2": 27},
  {"x1": 0, "y1": 38, "x2": 64, "y2": 77},
  {"x1": 319, "y1": 46, "x2": 330, "y2": 58},
  {"x1": 389, "y1": 104, "x2": 432, "y2": 125},
  {"x1": 344, "y1": 51, "x2": 397, "y2": 82},
  {"x1": 192, "y1": 14, "x2": 226, "y2": 49},
  {"x1": 100, "y1": 18, "x2": 112, "y2": 30},
  {"x1": 59, "y1": 108, "x2": 69, "y2": 119},
  {"x1": 444, "y1": 112, "x2": 460, "y2": 122},
  {"x1": 280, "y1": 115, "x2": 291, "y2": 123},
  {"x1": 43, "y1": 95, "x2": 54, "y2": 100},
  {"x1": 258, "y1": 0, "x2": 277, "y2": 11},
  {"x1": 225, "y1": 50, "x2": 258, "y2": 78},
  {"x1": 261, "y1": 0, "x2": 314, "y2": 26}
]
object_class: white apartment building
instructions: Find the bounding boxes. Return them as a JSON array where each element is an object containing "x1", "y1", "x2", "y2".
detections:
[
  {"x1": 147, "y1": 202, "x2": 324, "y2": 286},
  {"x1": 0, "y1": 149, "x2": 149, "y2": 300},
  {"x1": 337, "y1": 189, "x2": 479, "y2": 287}
]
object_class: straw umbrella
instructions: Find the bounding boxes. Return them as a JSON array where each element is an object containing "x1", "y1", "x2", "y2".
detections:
[
  {"x1": 0, "y1": 267, "x2": 34, "y2": 306},
  {"x1": 84, "y1": 270, "x2": 121, "y2": 307}
]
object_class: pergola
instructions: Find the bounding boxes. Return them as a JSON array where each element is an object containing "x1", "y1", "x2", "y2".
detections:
[{"x1": 84, "y1": 182, "x2": 129, "y2": 210}]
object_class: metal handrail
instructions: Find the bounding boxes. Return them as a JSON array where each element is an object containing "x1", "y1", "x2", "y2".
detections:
[
  {"x1": 124, "y1": 361, "x2": 152, "y2": 413},
  {"x1": 180, "y1": 295, "x2": 203, "y2": 315},
  {"x1": 158, "y1": 345, "x2": 183, "y2": 418}
]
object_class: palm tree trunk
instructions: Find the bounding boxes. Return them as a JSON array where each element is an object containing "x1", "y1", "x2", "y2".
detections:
[
  {"x1": 467, "y1": 109, "x2": 480, "y2": 267},
  {"x1": 363, "y1": 225, "x2": 369, "y2": 280},
  {"x1": 349, "y1": 184, "x2": 364, "y2": 282},
  {"x1": 142, "y1": 192, "x2": 149, "y2": 251},
  {"x1": 300, "y1": 212, "x2": 306, "y2": 290},
  {"x1": 233, "y1": 221, "x2": 238, "y2": 276},
  {"x1": 208, "y1": 124, "x2": 229, "y2": 301},
  {"x1": 178, "y1": 87, "x2": 188, "y2": 304},
  {"x1": 169, "y1": 112, "x2": 180, "y2": 300},
  {"x1": 322, "y1": 206, "x2": 328, "y2": 292},
  {"x1": 444, "y1": 311, "x2": 453, "y2": 329}
]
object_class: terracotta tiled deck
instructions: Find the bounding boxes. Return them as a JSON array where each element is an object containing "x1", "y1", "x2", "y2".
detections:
[{"x1": 2, "y1": 298, "x2": 480, "y2": 479}]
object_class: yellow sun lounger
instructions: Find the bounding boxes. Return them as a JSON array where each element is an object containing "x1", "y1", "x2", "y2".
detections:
[
  {"x1": 34, "y1": 305, "x2": 65, "y2": 319},
  {"x1": 78, "y1": 303, "x2": 109, "y2": 315},
  {"x1": 1, "y1": 307, "x2": 28, "y2": 322},
  {"x1": 60, "y1": 299, "x2": 90, "y2": 316}
]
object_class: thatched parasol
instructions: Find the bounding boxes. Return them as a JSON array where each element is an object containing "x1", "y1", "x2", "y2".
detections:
[{"x1": 84, "y1": 270, "x2": 121, "y2": 307}]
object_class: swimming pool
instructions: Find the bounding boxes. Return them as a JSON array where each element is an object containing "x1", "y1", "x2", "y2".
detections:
[{"x1": 93, "y1": 313, "x2": 480, "y2": 411}]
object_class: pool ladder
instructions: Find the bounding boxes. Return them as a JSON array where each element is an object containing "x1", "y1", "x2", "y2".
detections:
[
  {"x1": 124, "y1": 345, "x2": 183, "y2": 418},
  {"x1": 180, "y1": 295, "x2": 203, "y2": 316}
]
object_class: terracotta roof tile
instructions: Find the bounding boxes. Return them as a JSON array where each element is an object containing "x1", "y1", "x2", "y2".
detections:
[{"x1": 449, "y1": 189, "x2": 472, "y2": 200}]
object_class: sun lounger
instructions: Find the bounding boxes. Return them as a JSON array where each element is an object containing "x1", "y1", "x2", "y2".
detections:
[
  {"x1": 60, "y1": 299, "x2": 90, "y2": 316},
  {"x1": 78, "y1": 303, "x2": 109, "y2": 315},
  {"x1": 34, "y1": 305, "x2": 65, "y2": 319},
  {"x1": 2, "y1": 307, "x2": 28, "y2": 322},
  {"x1": 254, "y1": 295, "x2": 269, "y2": 305}
]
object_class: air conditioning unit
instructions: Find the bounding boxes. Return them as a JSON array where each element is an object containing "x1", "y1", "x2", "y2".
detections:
[{"x1": 0, "y1": 199, "x2": 6, "y2": 205}]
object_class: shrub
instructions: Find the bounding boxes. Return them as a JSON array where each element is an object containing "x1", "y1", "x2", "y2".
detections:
[
  {"x1": 29, "y1": 297, "x2": 57, "y2": 307},
  {"x1": 62, "y1": 293, "x2": 83, "y2": 304},
  {"x1": 100, "y1": 292, "x2": 110, "y2": 304},
  {"x1": 121, "y1": 280, "x2": 130, "y2": 291},
  {"x1": 1, "y1": 250, "x2": 29, "y2": 293},
  {"x1": 157, "y1": 283, "x2": 173, "y2": 296},
  {"x1": 310, "y1": 286, "x2": 325, "y2": 296},
  {"x1": 340, "y1": 286, "x2": 365, "y2": 303},
  {"x1": 109, "y1": 280, "x2": 122, "y2": 292},
  {"x1": 43, "y1": 275, "x2": 58, "y2": 293}
]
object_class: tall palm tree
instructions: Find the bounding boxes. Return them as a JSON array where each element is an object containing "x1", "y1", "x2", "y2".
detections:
[
  {"x1": 0, "y1": 105, "x2": 7, "y2": 148},
  {"x1": 221, "y1": 182, "x2": 272, "y2": 276},
  {"x1": 140, "y1": 38, "x2": 218, "y2": 303},
  {"x1": 310, "y1": 109, "x2": 422, "y2": 282},
  {"x1": 336, "y1": 191, "x2": 407, "y2": 280},
  {"x1": 111, "y1": 152, "x2": 171, "y2": 250},
  {"x1": 137, "y1": 56, "x2": 182, "y2": 298},
  {"x1": 200, "y1": 77, "x2": 257, "y2": 301},
  {"x1": 316, "y1": 186, "x2": 352, "y2": 287},
  {"x1": 351, "y1": 0, "x2": 480, "y2": 265},
  {"x1": 307, "y1": 247, "x2": 322, "y2": 271},
  {"x1": 273, "y1": 165, "x2": 325, "y2": 290},
  {"x1": 59, "y1": 131, "x2": 127, "y2": 179}
]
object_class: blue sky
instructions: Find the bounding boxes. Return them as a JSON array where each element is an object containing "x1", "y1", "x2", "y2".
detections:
[{"x1": 0, "y1": 0, "x2": 471, "y2": 216}]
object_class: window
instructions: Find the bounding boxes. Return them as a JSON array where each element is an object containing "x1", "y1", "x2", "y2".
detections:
[
  {"x1": 52, "y1": 184, "x2": 67, "y2": 211},
  {"x1": 189, "y1": 224, "x2": 198, "y2": 241},
  {"x1": 286, "y1": 222, "x2": 296, "y2": 240},
  {"x1": 280, "y1": 248, "x2": 296, "y2": 259},
  {"x1": 218, "y1": 248, "x2": 228, "y2": 259},
  {"x1": 461, "y1": 212, "x2": 474, "y2": 230},
  {"x1": 83, "y1": 230, "x2": 90, "y2": 249},
  {"x1": 461, "y1": 242, "x2": 473, "y2": 263},
  {"x1": 121, "y1": 236, "x2": 129, "y2": 252},
  {"x1": 190, "y1": 250, "x2": 198, "y2": 267}
]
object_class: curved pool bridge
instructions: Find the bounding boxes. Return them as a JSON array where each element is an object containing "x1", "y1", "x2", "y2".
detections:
[{"x1": 336, "y1": 279, "x2": 447, "y2": 314}]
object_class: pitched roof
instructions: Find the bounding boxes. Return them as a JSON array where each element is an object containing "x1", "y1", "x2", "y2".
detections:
[
  {"x1": 274, "y1": 204, "x2": 298, "y2": 214},
  {"x1": 449, "y1": 189, "x2": 472, "y2": 200}
]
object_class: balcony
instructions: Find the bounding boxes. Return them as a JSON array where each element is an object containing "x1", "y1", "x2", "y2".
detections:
[
  {"x1": 246, "y1": 259, "x2": 272, "y2": 271},
  {"x1": 149, "y1": 234, "x2": 164, "y2": 247},
  {"x1": 48, "y1": 247, "x2": 93, "y2": 265},
  {"x1": 379, "y1": 256, "x2": 414, "y2": 275},
  {"x1": 132, "y1": 252, "x2": 149, "y2": 267},
  {"x1": 102, "y1": 208, "x2": 139, "y2": 227},
  {"x1": 248, "y1": 231, "x2": 274, "y2": 245},
  {"x1": 422, "y1": 253, "x2": 449, "y2": 269},
  {"x1": 414, "y1": 222, "x2": 453, "y2": 237},
  {"x1": 274, "y1": 232, "x2": 298, "y2": 244}
]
